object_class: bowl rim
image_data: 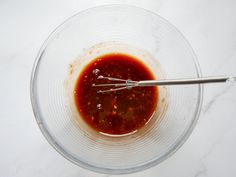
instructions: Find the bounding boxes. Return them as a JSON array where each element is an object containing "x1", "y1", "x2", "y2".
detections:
[{"x1": 30, "y1": 4, "x2": 203, "y2": 174}]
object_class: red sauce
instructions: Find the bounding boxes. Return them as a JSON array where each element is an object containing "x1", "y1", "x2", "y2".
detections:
[{"x1": 74, "y1": 53, "x2": 158, "y2": 135}]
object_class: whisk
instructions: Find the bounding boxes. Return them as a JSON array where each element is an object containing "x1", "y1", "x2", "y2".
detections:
[{"x1": 93, "y1": 75, "x2": 236, "y2": 93}]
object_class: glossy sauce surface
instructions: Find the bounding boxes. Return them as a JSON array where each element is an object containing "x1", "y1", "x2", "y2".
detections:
[{"x1": 74, "y1": 53, "x2": 158, "y2": 135}]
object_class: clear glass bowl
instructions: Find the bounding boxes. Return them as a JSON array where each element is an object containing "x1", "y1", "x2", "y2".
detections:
[{"x1": 30, "y1": 5, "x2": 203, "y2": 174}]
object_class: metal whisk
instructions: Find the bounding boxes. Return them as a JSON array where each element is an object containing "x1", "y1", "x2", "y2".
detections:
[{"x1": 92, "y1": 75, "x2": 235, "y2": 93}]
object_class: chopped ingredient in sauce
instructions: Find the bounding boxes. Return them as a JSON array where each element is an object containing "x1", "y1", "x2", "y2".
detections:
[{"x1": 74, "y1": 53, "x2": 158, "y2": 135}]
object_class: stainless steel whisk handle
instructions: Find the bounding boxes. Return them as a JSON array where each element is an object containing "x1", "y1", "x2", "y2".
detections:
[{"x1": 137, "y1": 76, "x2": 235, "y2": 86}]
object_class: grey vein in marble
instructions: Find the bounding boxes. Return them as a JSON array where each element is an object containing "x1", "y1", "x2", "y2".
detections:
[
  {"x1": 193, "y1": 166, "x2": 207, "y2": 177},
  {"x1": 203, "y1": 84, "x2": 234, "y2": 114}
]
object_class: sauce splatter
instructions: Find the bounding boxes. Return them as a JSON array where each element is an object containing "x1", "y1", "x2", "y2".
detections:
[{"x1": 74, "y1": 53, "x2": 158, "y2": 135}]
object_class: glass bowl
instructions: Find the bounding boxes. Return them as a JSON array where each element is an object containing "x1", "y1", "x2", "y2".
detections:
[{"x1": 30, "y1": 5, "x2": 203, "y2": 174}]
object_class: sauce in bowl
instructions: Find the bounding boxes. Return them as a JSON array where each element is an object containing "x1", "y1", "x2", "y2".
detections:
[{"x1": 74, "y1": 53, "x2": 158, "y2": 135}]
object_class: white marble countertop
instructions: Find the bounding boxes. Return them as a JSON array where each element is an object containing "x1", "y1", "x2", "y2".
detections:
[{"x1": 1, "y1": 0, "x2": 236, "y2": 176}]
